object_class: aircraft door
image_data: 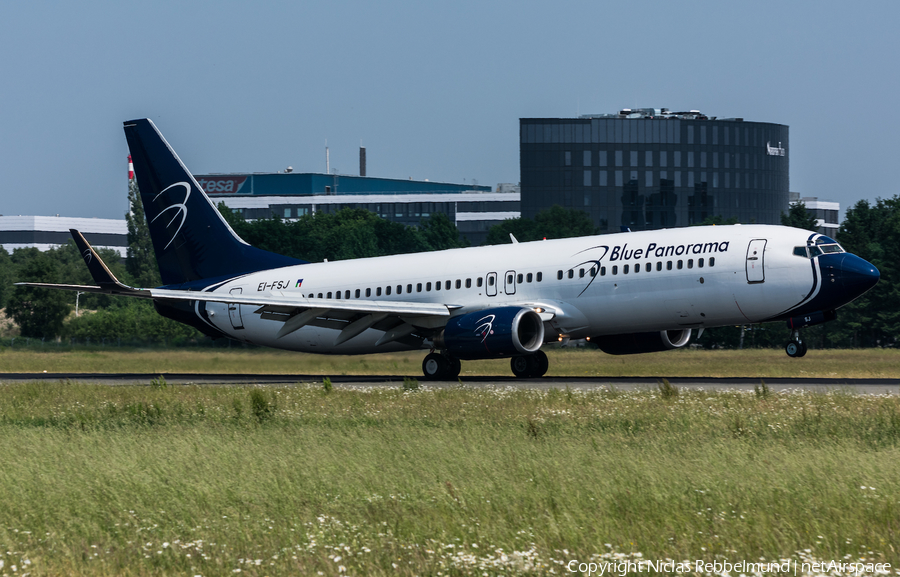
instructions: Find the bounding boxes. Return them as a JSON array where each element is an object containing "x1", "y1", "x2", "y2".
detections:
[
  {"x1": 486, "y1": 272, "x2": 498, "y2": 297},
  {"x1": 746, "y1": 239, "x2": 767, "y2": 283},
  {"x1": 504, "y1": 270, "x2": 517, "y2": 295},
  {"x1": 229, "y1": 287, "x2": 245, "y2": 329}
]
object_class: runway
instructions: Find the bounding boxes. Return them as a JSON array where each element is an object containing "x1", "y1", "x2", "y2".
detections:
[{"x1": 2, "y1": 372, "x2": 899, "y2": 394}]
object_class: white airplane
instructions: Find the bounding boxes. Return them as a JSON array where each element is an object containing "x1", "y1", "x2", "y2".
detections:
[{"x1": 21, "y1": 119, "x2": 880, "y2": 379}]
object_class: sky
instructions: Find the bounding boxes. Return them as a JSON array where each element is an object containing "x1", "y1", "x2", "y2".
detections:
[{"x1": 0, "y1": 0, "x2": 898, "y2": 221}]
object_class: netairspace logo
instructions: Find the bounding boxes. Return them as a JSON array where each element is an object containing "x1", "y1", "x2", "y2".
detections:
[{"x1": 565, "y1": 555, "x2": 894, "y2": 576}]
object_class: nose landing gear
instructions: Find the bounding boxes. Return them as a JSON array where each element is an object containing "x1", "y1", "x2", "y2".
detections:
[{"x1": 785, "y1": 329, "x2": 808, "y2": 358}]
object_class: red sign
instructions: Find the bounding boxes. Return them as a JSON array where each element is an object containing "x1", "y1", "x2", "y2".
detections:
[{"x1": 197, "y1": 176, "x2": 248, "y2": 194}]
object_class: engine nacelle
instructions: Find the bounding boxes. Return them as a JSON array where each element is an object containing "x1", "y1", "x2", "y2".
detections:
[
  {"x1": 592, "y1": 329, "x2": 692, "y2": 355},
  {"x1": 435, "y1": 307, "x2": 545, "y2": 360}
]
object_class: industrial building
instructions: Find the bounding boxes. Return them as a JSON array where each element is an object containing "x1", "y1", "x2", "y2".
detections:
[
  {"x1": 0, "y1": 215, "x2": 127, "y2": 256},
  {"x1": 791, "y1": 194, "x2": 840, "y2": 236},
  {"x1": 200, "y1": 172, "x2": 519, "y2": 246},
  {"x1": 520, "y1": 108, "x2": 790, "y2": 232}
]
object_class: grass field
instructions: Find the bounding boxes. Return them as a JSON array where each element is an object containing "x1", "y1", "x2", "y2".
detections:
[
  {"x1": 0, "y1": 380, "x2": 898, "y2": 576},
  {"x1": 2, "y1": 346, "x2": 900, "y2": 379}
]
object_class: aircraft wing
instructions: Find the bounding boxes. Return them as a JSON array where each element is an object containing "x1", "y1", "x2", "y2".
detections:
[{"x1": 16, "y1": 230, "x2": 454, "y2": 346}]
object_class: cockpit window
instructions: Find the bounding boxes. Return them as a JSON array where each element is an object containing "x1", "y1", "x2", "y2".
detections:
[
  {"x1": 793, "y1": 246, "x2": 808, "y2": 258},
  {"x1": 800, "y1": 235, "x2": 845, "y2": 256}
]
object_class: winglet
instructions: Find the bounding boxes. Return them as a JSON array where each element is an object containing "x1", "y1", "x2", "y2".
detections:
[{"x1": 69, "y1": 229, "x2": 137, "y2": 292}]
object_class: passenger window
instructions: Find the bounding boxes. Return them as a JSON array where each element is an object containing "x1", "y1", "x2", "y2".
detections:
[
  {"x1": 477, "y1": 277, "x2": 483, "y2": 287},
  {"x1": 633, "y1": 263, "x2": 640, "y2": 274},
  {"x1": 601, "y1": 266, "x2": 606, "y2": 276},
  {"x1": 590, "y1": 266, "x2": 597, "y2": 277},
  {"x1": 488, "y1": 276, "x2": 495, "y2": 286},
  {"x1": 376, "y1": 287, "x2": 382, "y2": 296},
  {"x1": 407, "y1": 284, "x2": 412, "y2": 293},
  {"x1": 667, "y1": 261, "x2": 673, "y2": 270},
  {"x1": 526, "y1": 273, "x2": 533, "y2": 282},
  {"x1": 698, "y1": 258, "x2": 704, "y2": 268},
  {"x1": 612, "y1": 265, "x2": 618, "y2": 275},
  {"x1": 318, "y1": 293, "x2": 323, "y2": 298},
  {"x1": 568, "y1": 270, "x2": 574, "y2": 279},
  {"x1": 455, "y1": 279, "x2": 461, "y2": 289},
  {"x1": 677, "y1": 260, "x2": 684, "y2": 270},
  {"x1": 445, "y1": 280, "x2": 451, "y2": 290},
  {"x1": 557, "y1": 270, "x2": 563, "y2": 280},
  {"x1": 396, "y1": 285, "x2": 402, "y2": 294},
  {"x1": 466, "y1": 278, "x2": 472, "y2": 288},
  {"x1": 327, "y1": 292, "x2": 333, "y2": 298},
  {"x1": 426, "y1": 282, "x2": 432, "y2": 291},
  {"x1": 435, "y1": 281, "x2": 441, "y2": 291},
  {"x1": 645, "y1": 263, "x2": 651, "y2": 272},
  {"x1": 417, "y1": 283, "x2": 423, "y2": 292},
  {"x1": 656, "y1": 262, "x2": 662, "y2": 271},
  {"x1": 624, "y1": 264, "x2": 630, "y2": 274},
  {"x1": 366, "y1": 288, "x2": 371, "y2": 297},
  {"x1": 308, "y1": 293, "x2": 314, "y2": 298},
  {"x1": 687, "y1": 259, "x2": 693, "y2": 269},
  {"x1": 536, "y1": 272, "x2": 543, "y2": 282},
  {"x1": 345, "y1": 290, "x2": 350, "y2": 299},
  {"x1": 386, "y1": 286, "x2": 392, "y2": 296},
  {"x1": 355, "y1": 289, "x2": 360, "y2": 298},
  {"x1": 709, "y1": 257, "x2": 716, "y2": 267},
  {"x1": 579, "y1": 268, "x2": 585, "y2": 278}
]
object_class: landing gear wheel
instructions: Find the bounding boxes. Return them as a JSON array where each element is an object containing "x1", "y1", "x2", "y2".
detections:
[
  {"x1": 422, "y1": 353, "x2": 449, "y2": 380},
  {"x1": 785, "y1": 340, "x2": 807, "y2": 358},
  {"x1": 447, "y1": 357, "x2": 461, "y2": 378},
  {"x1": 532, "y1": 350, "x2": 549, "y2": 377},
  {"x1": 511, "y1": 351, "x2": 550, "y2": 378},
  {"x1": 511, "y1": 356, "x2": 531, "y2": 378}
]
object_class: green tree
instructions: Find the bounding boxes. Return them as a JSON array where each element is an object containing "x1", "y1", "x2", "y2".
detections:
[
  {"x1": 6, "y1": 248, "x2": 72, "y2": 338},
  {"x1": 0, "y1": 246, "x2": 14, "y2": 309},
  {"x1": 63, "y1": 298, "x2": 201, "y2": 343},
  {"x1": 419, "y1": 213, "x2": 469, "y2": 250},
  {"x1": 126, "y1": 179, "x2": 161, "y2": 287},
  {"x1": 485, "y1": 206, "x2": 596, "y2": 245},
  {"x1": 780, "y1": 201, "x2": 820, "y2": 232},
  {"x1": 830, "y1": 197, "x2": 900, "y2": 347}
]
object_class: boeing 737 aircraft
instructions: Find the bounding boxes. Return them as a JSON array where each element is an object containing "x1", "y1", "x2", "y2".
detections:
[{"x1": 21, "y1": 119, "x2": 880, "y2": 379}]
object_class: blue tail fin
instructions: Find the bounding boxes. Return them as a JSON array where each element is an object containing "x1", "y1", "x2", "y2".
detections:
[{"x1": 123, "y1": 118, "x2": 304, "y2": 286}]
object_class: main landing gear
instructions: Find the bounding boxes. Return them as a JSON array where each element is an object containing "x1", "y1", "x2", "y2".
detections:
[
  {"x1": 510, "y1": 350, "x2": 549, "y2": 378},
  {"x1": 422, "y1": 352, "x2": 461, "y2": 380},
  {"x1": 421, "y1": 350, "x2": 550, "y2": 380},
  {"x1": 785, "y1": 329, "x2": 808, "y2": 358}
]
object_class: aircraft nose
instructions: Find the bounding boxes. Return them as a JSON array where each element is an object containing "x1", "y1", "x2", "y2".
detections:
[{"x1": 834, "y1": 253, "x2": 879, "y2": 297}]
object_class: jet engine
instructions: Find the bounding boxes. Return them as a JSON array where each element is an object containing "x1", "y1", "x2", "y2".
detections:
[
  {"x1": 592, "y1": 329, "x2": 692, "y2": 355},
  {"x1": 434, "y1": 307, "x2": 545, "y2": 360}
]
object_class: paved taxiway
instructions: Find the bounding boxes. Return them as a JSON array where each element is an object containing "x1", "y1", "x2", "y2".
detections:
[{"x1": 1, "y1": 373, "x2": 898, "y2": 394}]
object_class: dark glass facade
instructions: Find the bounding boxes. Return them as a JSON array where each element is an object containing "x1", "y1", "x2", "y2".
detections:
[{"x1": 520, "y1": 115, "x2": 789, "y2": 231}]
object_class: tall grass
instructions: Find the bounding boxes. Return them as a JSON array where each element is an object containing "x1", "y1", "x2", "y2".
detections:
[{"x1": 0, "y1": 382, "x2": 898, "y2": 575}]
